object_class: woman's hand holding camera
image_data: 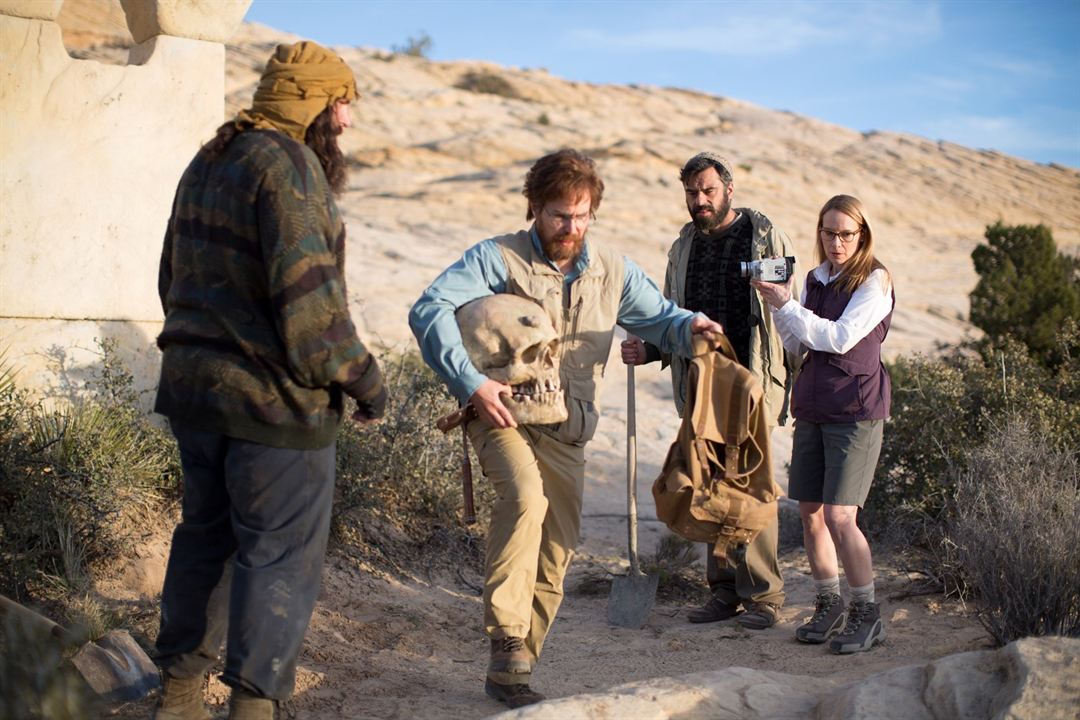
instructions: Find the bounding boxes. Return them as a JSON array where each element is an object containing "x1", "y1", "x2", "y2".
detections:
[{"x1": 751, "y1": 274, "x2": 794, "y2": 310}]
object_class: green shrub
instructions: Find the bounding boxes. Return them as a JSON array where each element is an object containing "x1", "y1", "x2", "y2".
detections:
[
  {"x1": 643, "y1": 532, "x2": 705, "y2": 597},
  {"x1": 951, "y1": 420, "x2": 1080, "y2": 644},
  {"x1": 870, "y1": 329, "x2": 1079, "y2": 527},
  {"x1": 0, "y1": 341, "x2": 181, "y2": 600},
  {"x1": 334, "y1": 351, "x2": 493, "y2": 539},
  {"x1": 970, "y1": 222, "x2": 1080, "y2": 369},
  {"x1": 454, "y1": 71, "x2": 521, "y2": 99},
  {"x1": 391, "y1": 31, "x2": 433, "y2": 58}
]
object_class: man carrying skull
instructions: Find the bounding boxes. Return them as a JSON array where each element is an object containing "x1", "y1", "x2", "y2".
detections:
[{"x1": 409, "y1": 148, "x2": 723, "y2": 709}]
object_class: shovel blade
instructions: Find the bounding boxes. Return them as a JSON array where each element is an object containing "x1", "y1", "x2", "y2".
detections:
[
  {"x1": 606, "y1": 569, "x2": 659, "y2": 628},
  {"x1": 70, "y1": 629, "x2": 160, "y2": 704}
]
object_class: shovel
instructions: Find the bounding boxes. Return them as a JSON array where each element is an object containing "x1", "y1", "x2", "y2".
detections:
[
  {"x1": 607, "y1": 359, "x2": 659, "y2": 628},
  {"x1": 0, "y1": 594, "x2": 160, "y2": 703}
]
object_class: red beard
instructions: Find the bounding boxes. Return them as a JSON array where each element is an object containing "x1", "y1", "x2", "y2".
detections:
[{"x1": 540, "y1": 230, "x2": 585, "y2": 263}]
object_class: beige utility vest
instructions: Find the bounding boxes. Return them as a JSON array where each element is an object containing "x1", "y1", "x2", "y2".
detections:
[{"x1": 496, "y1": 231, "x2": 624, "y2": 446}]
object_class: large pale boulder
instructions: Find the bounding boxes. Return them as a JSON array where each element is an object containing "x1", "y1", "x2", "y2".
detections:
[
  {"x1": 0, "y1": 1, "x2": 63, "y2": 21},
  {"x1": 119, "y1": 0, "x2": 250, "y2": 44},
  {"x1": 494, "y1": 637, "x2": 1080, "y2": 719},
  {"x1": 494, "y1": 667, "x2": 825, "y2": 720},
  {"x1": 923, "y1": 646, "x2": 1004, "y2": 720},
  {"x1": 820, "y1": 664, "x2": 933, "y2": 720},
  {"x1": 996, "y1": 637, "x2": 1080, "y2": 720}
]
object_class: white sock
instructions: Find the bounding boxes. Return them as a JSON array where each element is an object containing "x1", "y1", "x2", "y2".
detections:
[
  {"x1": 849, "y1": 581, "x2": 875, "y2": 604},
  {"x1": 815, "y1": 576, "x2": 841, "y2": 597}
]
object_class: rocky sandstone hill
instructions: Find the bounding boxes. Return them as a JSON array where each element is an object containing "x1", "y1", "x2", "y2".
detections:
[{"x1": 221, "y1": 23, "x2": 1080, "y2": 363}]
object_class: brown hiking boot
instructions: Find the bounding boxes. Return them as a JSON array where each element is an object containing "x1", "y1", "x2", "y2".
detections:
[
  {"x1": 227, "y1": 688, "x2": 277, "y2": 720},
  {"x1": 686, "y1": 595, "x2": 742, "y2": 623},
  {"x1": 485, "y1": 677, "x2": 545, "y2": 709},
  {"x1": 154, "y1": 673, "x2": 210, "y2": 720},
  {"x1": 736, "y1": 601, "x2": 781, "y2": 630},
  {"x1": 489, "y1": 636, "x2": 531, "y2": 675}
]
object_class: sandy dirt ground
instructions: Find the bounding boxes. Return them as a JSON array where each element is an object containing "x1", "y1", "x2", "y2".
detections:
[{"x1": 109, "y1": 358, "x2": 990, "y2": 720}]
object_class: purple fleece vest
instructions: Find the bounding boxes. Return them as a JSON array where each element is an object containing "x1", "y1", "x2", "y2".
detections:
[{"x1": 791, "y1": 272, "x2": 894, "y2": 424}]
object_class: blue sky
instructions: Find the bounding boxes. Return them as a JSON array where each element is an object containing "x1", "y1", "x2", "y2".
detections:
[{"x1": 245, "y1": 0, "x2": 1080, "y2": 169}]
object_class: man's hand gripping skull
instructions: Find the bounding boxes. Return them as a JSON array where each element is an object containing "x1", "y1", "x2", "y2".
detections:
[{"x1": 457, "y1": 294, "x2": 568, "y2": 429}]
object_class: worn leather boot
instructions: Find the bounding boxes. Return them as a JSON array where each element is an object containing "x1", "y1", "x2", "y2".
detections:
[
  {"x1": 488, "y1": 636, "x2": 531, "y2": 675},
  {"x1": 686, "y1": 595, "x2": 741, "y2": 624},
  {"x1": 154, "y1": 673, "x2": 210, "y2": 720},
  {"x1": 485, "y1": 677, "x2": 545, "y2": 709},
  {"x1": 227, "y1": 688, "x2": 277, "y2": 720}
]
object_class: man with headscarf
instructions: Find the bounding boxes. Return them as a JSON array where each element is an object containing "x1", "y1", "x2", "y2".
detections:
[
  {"x1": 153, "y1": 41, "x2": 386, "y2": 720},
  {"x1": 622, "y1": 152, "x2": 799, "y2": 631}
]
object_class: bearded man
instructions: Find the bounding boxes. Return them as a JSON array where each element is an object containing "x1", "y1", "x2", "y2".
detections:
[
  {"x1": 153, "y1": 42, "x2": 386, "y2": 720},
  {"x1": 621, "y1": 151, "x2": 800, "y2": 631},
  {"x1": 410, "y1": 149, "x2": 723, "y2": 709}
]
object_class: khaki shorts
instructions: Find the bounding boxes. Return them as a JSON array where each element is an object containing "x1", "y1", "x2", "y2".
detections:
[{"x1": 788, "y1": 419, "x2": 883, "y2": 507}]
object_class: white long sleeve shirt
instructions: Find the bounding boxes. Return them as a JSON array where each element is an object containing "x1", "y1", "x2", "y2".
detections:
[{"x1": 773, "y1": 262, "x2": 893, "y2": 356}]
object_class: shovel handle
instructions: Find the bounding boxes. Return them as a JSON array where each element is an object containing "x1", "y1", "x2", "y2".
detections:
[
  {"x1": 627, "y1": 361, "x2": 640, "y2": 574},
  {"x1": 0, "y1": 593, "x2": 80, "y2": 646}
]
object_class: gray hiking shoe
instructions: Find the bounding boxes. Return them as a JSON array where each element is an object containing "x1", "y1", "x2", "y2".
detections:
[
  {"x1": 828, "y1": 600, "x2": 885, "y2": 654},
  {"x1": 489, "y1": 636, "x2": 531, "y2": 675},
  {"x1": 795, "y1": 592, "x2": 847, "y2": 644}
]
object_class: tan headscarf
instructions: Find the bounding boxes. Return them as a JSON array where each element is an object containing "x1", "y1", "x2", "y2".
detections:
[{"x1": 236, "y1": 41, "x2": 358, "y2": 141}]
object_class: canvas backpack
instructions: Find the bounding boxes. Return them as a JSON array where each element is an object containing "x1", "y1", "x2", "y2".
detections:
[{"x1": 652, "y1": 334, "x2": 780, "y2": 564}]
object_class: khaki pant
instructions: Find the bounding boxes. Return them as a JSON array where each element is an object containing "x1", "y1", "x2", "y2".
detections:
[
  {"x1": 705, "y1": 514, "x2": 785, "y2": 607},
  {"x1": 468, "y1": 421, "x2": 584, "y2": 681}
]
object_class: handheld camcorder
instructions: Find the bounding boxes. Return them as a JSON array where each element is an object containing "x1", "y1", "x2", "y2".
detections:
[{"x1": 740, "y1": 256, "x2": 795, "y2": 283}]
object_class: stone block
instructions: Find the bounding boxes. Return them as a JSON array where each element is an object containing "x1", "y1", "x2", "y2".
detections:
[
  {"x1": 1, "y1": 17, "x2": 223, "y2": 322},
  {"x1": 119, "y1": 0, "x2": 251, "y2": 44},
  {"x1": 0, "y1": 317, "x2": 163, "y2": 410},
  {"x1": 0, "y1": 0, "x2": 63, "y2": 21}
]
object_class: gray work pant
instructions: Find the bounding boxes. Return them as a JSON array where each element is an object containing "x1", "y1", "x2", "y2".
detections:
[
  {"x1": 706, "y1": 515, "x2": 785, "y2": 608},
  {"x1": 155, "y1": 422, "x2": 335, "y2": 700}
]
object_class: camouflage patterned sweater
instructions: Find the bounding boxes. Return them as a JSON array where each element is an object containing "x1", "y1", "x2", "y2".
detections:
[{"x1": 155, "y1": 129, "x2": 385, "y2": 449}]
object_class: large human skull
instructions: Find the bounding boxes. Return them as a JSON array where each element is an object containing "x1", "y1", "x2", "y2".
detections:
[{"x1": 456, "y1": 294, "x2": 567, "y2": 425}]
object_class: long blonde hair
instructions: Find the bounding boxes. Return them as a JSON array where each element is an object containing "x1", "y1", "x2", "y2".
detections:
[{"x1": 815, "y1": 194, "x2": 890, "y2": 295}]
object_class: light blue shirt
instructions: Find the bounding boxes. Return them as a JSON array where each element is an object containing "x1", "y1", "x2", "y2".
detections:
[{"x1": 409, "y1": 227, "x2": 703, "y2": 403}]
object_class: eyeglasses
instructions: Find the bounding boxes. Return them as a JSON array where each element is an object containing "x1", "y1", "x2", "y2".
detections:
[
  {"x1": 820, "y1": 228, "x2": 861, "y2": 245},
  {"x1": 543, "y1": 207, "x2": 591, "y2": 226}
]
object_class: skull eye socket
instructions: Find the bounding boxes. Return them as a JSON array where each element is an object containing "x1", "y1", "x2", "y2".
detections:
[
  {"x1": 521, "y1": 342, "x2": 543, "y2": 365},
  {"x1": 479, "y1": 342, "x2": 513, "y2": 371}
]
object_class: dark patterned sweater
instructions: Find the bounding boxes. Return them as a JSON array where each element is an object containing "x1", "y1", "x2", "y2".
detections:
[
  {"x1": 684, "y1": 213, "x2": 754, "y2": 368},
  {"x1": 155, "y1": 130, "x2": 385, "y2": 449}
]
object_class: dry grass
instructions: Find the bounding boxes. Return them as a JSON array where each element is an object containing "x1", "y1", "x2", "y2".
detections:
[
  {"x1": 952, "y1": 419, "x2": 1080, "y2": 644},
  {"x1": 454, "y1": 70, "x2": 521, "y2": 99}
]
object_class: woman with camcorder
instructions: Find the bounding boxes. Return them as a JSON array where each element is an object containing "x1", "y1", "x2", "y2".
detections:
[{"x1": 752, "y1": 194, "x2": 894, "y2": 655}]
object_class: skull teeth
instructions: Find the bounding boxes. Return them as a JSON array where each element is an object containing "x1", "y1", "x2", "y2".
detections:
[{"x1": 509, "y1": 380, "x2": 562, "y2": 403}]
